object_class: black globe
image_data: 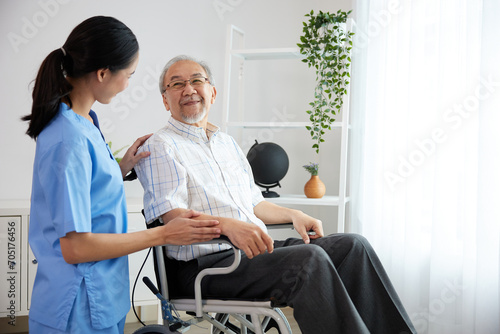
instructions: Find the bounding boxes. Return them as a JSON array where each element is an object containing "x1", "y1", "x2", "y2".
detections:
[{"x1": 247, "y1": 140, "x2": 289, "y2": 197}]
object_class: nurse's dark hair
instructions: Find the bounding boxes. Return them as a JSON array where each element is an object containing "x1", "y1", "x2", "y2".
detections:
[{"x1": 22, "y1": 16, "x2": 139, "y2": 139}]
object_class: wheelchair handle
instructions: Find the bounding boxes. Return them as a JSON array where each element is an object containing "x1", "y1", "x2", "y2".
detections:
[{"x1": 143, "y1": 276, "x2": 160, "y2": 295}]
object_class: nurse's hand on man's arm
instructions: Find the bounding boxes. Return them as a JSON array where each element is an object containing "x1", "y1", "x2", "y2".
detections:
[
  {"x1": 159, "y1": 210, "x2": 221, "y2": 245},
  {"x1": 59, "y1": 210, "x2": 220, "y2": 264},
  {"x1": 118, "y1": 133, "x2": 152, "y2": 178},
  {"x1": 163, "y1": 208, "x2": 273, "y2": 259}
]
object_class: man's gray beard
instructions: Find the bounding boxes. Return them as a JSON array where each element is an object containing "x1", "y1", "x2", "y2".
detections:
[{"x1": 182, "y1": 107, "x2": 207, "y2": 125}]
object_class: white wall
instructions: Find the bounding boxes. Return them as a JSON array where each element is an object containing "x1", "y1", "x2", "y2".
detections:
[{"x1": 0, "y1": 0, "x2": 353, "y2": 231}]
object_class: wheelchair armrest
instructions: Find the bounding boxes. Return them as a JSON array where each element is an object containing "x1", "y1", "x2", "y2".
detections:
[
  {"x1": 123, "y1": 168, "x2": 138, "y2": 181},
  {"x1": 192, "y1": 235, "x2": 236, "y2": 247},
  {"x1": 266, "y1": 222, "x2": 294, "y2": 230},
  {"x1": 193, "y1": 236, "x2": 241, "y2": 318}
]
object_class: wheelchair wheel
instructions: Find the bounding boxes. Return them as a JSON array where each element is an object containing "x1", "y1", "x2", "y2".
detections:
[
  {"x1": 263, "y1": 317, "x2": 280, "y2": 333},
  {"x1": 212, "y1": 313, "x2": 240, "y2": 333},
  {"x1": 133, "y1": 324, "x2": 180, "y2": 334},
  {"x1": 263, "y1": 308, "x2": 292, "y2": 334},
  {"x1": 212, "y1": 311, "x2": 289, "y2": 334}
]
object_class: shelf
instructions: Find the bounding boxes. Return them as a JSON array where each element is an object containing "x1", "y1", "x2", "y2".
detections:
[
  {"x1": 223, "y1": 24, "x2": 352, "y2": 233},
  {"x1": 226, "y1": 122, "x2": 343, "y2": 129},
  {"x1": 266, "y1": 195, "x2": 350, "y2": 206},
  {"x1": 231, "y1": 48, "x2": 304, "y2": 60}
]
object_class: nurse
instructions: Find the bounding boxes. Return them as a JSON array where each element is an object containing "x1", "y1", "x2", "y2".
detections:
[{"x1": 22, "y1": 16, "x2": 222, "y2": 333}]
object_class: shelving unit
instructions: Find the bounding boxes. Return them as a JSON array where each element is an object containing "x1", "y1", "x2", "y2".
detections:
[{"x1": 222, "y1": 24, "x2": 352, "y2": 233}]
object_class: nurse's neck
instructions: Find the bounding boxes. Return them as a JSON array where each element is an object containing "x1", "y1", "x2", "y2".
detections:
[{"x1": 64, "y1": 76, "x2": 95, "y2": 124}]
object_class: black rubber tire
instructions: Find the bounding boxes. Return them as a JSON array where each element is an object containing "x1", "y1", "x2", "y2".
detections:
[{"x1": 133, "y1": 324, "x2": 179, "y2": 334}]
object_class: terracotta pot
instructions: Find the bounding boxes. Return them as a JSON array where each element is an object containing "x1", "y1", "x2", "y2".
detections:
[{"x1": 304, "y1": 175, "x2": 326, "y2": 198}]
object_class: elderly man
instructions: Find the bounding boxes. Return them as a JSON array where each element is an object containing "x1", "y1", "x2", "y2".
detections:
[{"x1": 135, "y1": 55, "x2": 416, "y2": 334}]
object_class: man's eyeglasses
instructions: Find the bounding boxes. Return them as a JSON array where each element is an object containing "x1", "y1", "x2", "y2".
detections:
[{"x1": 163, "y1": 77, "x2": 210, "y2": 92}]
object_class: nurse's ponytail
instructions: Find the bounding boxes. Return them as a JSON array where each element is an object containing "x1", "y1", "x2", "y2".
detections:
[
  {"x1": 22, "y1": 48, "x2": 72, "y2": 139},
  {"x1": 22, "y1": 16, "x2": 139, "y2": 140}
]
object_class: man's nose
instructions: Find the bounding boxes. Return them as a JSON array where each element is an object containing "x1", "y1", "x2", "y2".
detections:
[{"x1": 182, "y1": 81, "x2": 198, "y2": 94}]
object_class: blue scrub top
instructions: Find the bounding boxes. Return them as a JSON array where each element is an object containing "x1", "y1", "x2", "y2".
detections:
[{"x1": 28, "y1": 103, "x2": 130, "y2": 331}]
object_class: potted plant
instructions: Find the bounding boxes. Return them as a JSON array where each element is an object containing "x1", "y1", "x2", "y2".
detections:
[
  {"x1": 297, "y1": 9, "x2": 354, "y2": 198},
  {"x1": 302, "y1": 162, "x2": 325, "y2": 198},
  {"x1": 297, "y1": 9, "x2": 354, "y2": 154}
]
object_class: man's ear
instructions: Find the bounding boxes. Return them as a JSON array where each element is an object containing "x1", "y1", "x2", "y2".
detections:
[
  {"x1": 210, "y1": 86, "x2": 217, "y2": 104},
  {"x1": 96, "y1": 68, "x2": 110, "y2": 83}
]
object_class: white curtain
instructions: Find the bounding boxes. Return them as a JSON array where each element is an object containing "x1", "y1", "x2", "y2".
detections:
[{"x1": 350, "y1": 1, "x2": 500, "y2": 333}]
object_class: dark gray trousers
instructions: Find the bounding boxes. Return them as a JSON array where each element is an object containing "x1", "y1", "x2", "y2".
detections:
[{"x1": 172, "y1": 233, "x2": 416, "y2": 334}]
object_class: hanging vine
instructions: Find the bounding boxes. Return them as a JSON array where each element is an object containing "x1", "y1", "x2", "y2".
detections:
[{"x1": 297, "y1": 9, "x2": 354, "y2": 154}]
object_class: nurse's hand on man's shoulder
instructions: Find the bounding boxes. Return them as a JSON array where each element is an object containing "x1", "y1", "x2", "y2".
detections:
[{"x1": 118, "y1": 134, "x2": 152, "y2": 177}]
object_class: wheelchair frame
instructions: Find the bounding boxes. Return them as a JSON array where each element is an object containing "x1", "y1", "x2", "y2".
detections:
[{"x1": 137, "y1": 236, "x2": 292, "y2": 334}]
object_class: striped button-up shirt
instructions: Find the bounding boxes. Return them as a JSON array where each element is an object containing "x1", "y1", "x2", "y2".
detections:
[{"x1": 135, "y1": 117, "x2": 267, "y2": 261}]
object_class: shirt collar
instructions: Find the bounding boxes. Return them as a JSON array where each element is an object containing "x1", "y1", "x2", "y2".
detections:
[
  {"x1": 59, "y1": 103, "x2": 105, "y2": 141},
  {"x1": 167, "y1": 116, "x2": 220, "y2": 142}
]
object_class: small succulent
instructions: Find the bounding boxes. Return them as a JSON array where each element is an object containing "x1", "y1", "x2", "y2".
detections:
[{"x1": 302, "y1": 162, "x2": 319, "y2": 176}]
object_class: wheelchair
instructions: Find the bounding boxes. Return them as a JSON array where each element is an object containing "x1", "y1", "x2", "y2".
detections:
[{"x1": 132, "y1": 216, "x2": 293, "y2": 334}]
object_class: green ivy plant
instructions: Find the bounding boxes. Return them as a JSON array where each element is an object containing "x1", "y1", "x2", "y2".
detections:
[
  {"x1": 107, "y1": 141, "x2": 128, "y2": 163},
  {"x1": 297, "y1": 9, "x2": 354, "y2": 154}
]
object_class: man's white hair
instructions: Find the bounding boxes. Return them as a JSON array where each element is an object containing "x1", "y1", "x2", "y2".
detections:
[{"x1": 159, "y1": 55, "x2": 215, "y2": 94}]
